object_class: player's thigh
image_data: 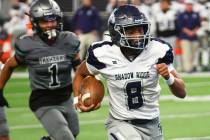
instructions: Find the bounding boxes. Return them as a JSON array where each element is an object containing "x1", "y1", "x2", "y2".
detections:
[
  {"x1": 0, "y1": 107, "x2": 9, "y2": 136},
  {"x1": 34, "y1": 107, "x2": 74, "y2": 139},
  {"x1": 62, "y1": 98, "x2": 79, "y2": 136},
  {"x1": 151, "y1": 118, "x2": 163, "y2": 140},
  {"x1": 106, "y1": 119, "x2": 142, "y2": 140},
  {"x1": 137, "y1": 117, "x2": 163, "y2": 140}
]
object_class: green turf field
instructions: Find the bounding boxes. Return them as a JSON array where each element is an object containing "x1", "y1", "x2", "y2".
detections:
[{"x1": 4, "y1": 75, "x2": 210, "y2": 140}]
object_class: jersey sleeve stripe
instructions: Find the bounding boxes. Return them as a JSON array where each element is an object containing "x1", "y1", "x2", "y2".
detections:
[
  {"x1": 152, "y1": 38, "x2": 174, "y2": 65},
  {"x1": 87, "y1": 46, "x2": 106, "y2": 70},
  {"x1": 87, "y1": 41, "x2": 113, "y2": 70},
  {"x1": 152, "y1": 37, "x2": 173, "y2": 49},
  {"x1": 157, "y1": 49, "x2": 174, "y2": 65}
]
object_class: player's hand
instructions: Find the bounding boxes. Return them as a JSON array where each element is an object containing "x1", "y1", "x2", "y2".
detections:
[
  {"x1": 156, "y1": 63, "x2": 170, "y2": 80},
  {"x1": 0, "y1": 89, "x2": 9, "y2": 107},
  {"x1": 93, "y1": 103, "x2": 101, "y2": 110},
  {"x1": 76, "y1": 95, "x2": 100, "y2": 112}
]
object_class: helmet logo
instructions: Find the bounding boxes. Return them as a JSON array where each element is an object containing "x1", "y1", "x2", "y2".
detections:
[
  {"x1": 44, "y1": 12, "x2": 53, "y2": 16},
  {"x1": 114, "y1": 25, "x2": 120, "y2": 31},
  {"x1": 134, "y1": 19, "x2": 143, "y2": 23}
]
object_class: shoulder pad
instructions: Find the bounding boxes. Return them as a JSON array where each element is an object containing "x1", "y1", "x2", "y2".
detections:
[
  {"x1": 61, "y1": 31, "x2": 80, "y2": 51},
  {"x1": 152, "y1": 38, "x2": 174, "y2": 65},
  {"x1": 86, "y1": 41, "x2": 113, "y2": 70},
  {"x1": 151, "y1": 38, "x2": 173, "y2": 49},
  {"x1": 15, "y1": 36, "x2": 33, "y2": 57}
]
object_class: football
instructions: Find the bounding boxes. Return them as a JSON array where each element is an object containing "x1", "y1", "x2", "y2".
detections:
[{"x1": 80, "y1": 76, "x2": 105, "y2": 107}]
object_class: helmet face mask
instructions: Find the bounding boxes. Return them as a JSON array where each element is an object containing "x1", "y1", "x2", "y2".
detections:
[
  {"x1": 108, "y1": 5, "x2": 151, "y2": 50},
  {"x1": 29, "y1": 0, "x2": 63, "y2": 41}
]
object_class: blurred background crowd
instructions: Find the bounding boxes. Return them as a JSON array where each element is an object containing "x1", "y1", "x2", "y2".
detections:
[{"x1": 0, "y1": 0, "x2": 210, "y2": 73}]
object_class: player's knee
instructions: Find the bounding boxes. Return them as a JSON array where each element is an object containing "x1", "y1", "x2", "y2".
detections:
[
  {"x1": 54, "y1": 127, "x2": 74, "y2": 140},
  {"x1": 70, "y1": 121, "x2": 79, "y2": 138},
  {"x1": 71, "y1": 127, "x2": 79, "y2": 138}
]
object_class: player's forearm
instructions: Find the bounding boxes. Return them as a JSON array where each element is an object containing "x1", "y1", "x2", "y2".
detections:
[
  {"x1": 73, "y1": 74, "x2": 85, "y2": 97},
  {"x1": 72, "y1": 53, "x2": 81, "y2": 72},
  {"x1": 73, "y1": 61, "x2": 93, "y2": 97},
  {"x1": 169, "y1": 78, "x2": 186, "y2": 98},
  {"x1": 0, "y1": 57, "x2": 18, "y2": 89}
]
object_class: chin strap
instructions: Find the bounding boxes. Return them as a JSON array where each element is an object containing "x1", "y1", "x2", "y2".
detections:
[{"x1": 44, "y1": 29, "x2": 57, "y2": 39}]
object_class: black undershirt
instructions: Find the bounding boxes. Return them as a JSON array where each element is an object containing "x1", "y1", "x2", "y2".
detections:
[{"x1": 29, "y1": 84, "x2": 72, "y2": 112}]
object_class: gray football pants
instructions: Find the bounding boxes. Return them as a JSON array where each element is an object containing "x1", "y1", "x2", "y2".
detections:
[
  {"x1": 105, "y1": 115, "x2": 163, "y2": 140},
  {"x1": 0, "y1": 107, "x2": 9, "y2": 136},
  {"x1": 34, "y1": 97, "x2": 79, "y2": 140}
]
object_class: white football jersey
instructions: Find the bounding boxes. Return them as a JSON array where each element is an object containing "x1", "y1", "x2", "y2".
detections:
[
  {"x1": 154, "y1": 8, "x2": 177, "y2": 35},
  {"x1": 86, "y1": 39, "x2": 174, "y2": 120}
]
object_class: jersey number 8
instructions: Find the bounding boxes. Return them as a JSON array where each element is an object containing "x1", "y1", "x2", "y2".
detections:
[{"x1": 125, "y1": 81, "x2": 143, "y2": 110}]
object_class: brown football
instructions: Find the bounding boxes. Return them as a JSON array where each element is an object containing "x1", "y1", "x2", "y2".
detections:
[{"x1": 80, "y1": 76, "x2": 105, "y2": 107}]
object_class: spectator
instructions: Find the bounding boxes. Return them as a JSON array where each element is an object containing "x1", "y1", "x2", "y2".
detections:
[
  {"x1": 72, "y1": 0, "x2": 101, "y2": 60},
  {"x1": 0, "y1": 0, "x2": 11, "y2": 19},
  {"x1": 177, "y1": 0, "x2": 201, "y2": 72},
  {"x1": 153, "y1": 0, "x2": 182, "y2": 71},
  {"x1": 3, "y1": 0, "x2": 30, "y2": 45},
  {"x1": 193, "y1": 0, "x2": 210, "y2": 71}
]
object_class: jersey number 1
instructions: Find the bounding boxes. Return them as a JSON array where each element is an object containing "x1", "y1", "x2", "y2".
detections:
[
  {"x1": 125, "y1": 81, "x2": 143, "y2": 110},
  {"x1": 48, "y1": 63, "x2": 60, "y2": 88}
]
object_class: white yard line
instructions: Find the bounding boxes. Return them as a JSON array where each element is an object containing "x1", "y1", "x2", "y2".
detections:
[
  {"x1": 180, "y1": 72, "x2": 210, "y2": 77},
  {"x1": 159, "y1": 95, "x2": 210, "y2": 102},
  {"x1": 7, "y1": 81, "x2": 209, "y2": 87},
  {"x1": 170, "y1": 136, "x2": 210, "y2": 140},
  {"x1": 9, "y1": 111, "x2": 210, "y2": 130},
  {"x1": 5, "y1": 93, "x2": 210, "y2": 101},
  {"x1": 161, "y1": 112, "x2": 210, "y2": 119},
  {"x1": 12, "y1": 72, "x2": 29, "y2": 78},
  {"x1": 11, "y1": 72, "x2": 210, "y2": 78},
  {"x1": 101, "y1": 95, "x2": 210, "y2": 105}
]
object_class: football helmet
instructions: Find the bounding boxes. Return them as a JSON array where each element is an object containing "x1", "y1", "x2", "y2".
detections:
[
  {"x1": 108, "y1": 5, "x2": 151, "y2": 49},
  {"x1": 29, "y1": 0, "x2": 63, "y2": 40}
]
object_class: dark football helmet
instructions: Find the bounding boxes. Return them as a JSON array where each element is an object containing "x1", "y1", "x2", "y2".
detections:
[
  {"x1": 108, "y1": 5, "x2": 151, "y2": 49},
  {"x1": 29, "y1": 0, "x2": 63, "y2": 40}
]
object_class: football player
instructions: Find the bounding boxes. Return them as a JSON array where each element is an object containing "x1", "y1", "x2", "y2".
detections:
[
  {"x1": 0, "y1": 0, "x2": 81, "y2": 140},
  {"x1": 153, "y1": 0, "x2": 183, "y2": 71},
  {"x1": 73, "y1": 5, "x2": 186, "y2": 140},
  {"x1": 0, "y1": 28, "x2": 12, "y2": 140},
  {"x1": 0, "y1": 63, "x2": 9, "y2": 140}
]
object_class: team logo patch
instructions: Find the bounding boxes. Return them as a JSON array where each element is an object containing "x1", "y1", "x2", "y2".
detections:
[{"x1": 112, "y1": 61, "x2": 117, "y2": 64}]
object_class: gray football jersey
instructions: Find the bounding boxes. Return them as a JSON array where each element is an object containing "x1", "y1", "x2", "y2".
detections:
[{"x1": 15, "y1": 31, "x2": 80, "y2": 90}]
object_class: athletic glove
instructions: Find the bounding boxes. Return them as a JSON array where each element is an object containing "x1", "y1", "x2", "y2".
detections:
[{"x1": 0, "y1": 89, "x2": 9, "y2": 107}]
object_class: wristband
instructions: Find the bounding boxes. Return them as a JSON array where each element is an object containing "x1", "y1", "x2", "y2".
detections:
[
  {"x1": 166, "y1": 73, "x2": 175, "y2": 86},
  {"x1": 73, "y1": 96, "x2": 82, "y2": 112},
  {"x1": 73, "y1": 96, "x2": 79, "y2": 105}
]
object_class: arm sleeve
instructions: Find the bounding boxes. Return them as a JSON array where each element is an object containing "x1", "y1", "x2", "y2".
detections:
[
  {"x1": 69, "y1": 32, "x2": 80, "y2": 54},
  {"x1": 86, "y1": 61, "x2": 99, "y2": 75},
  {"x1": 86, "y1": 45, "x2": 106, "y2": 75},
  {"x1": 14, "y1": 41, "x2": 27, "y2": 63},
  {"x1": 157, "y1": 47, "x2": 174, "y2": 65}
]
